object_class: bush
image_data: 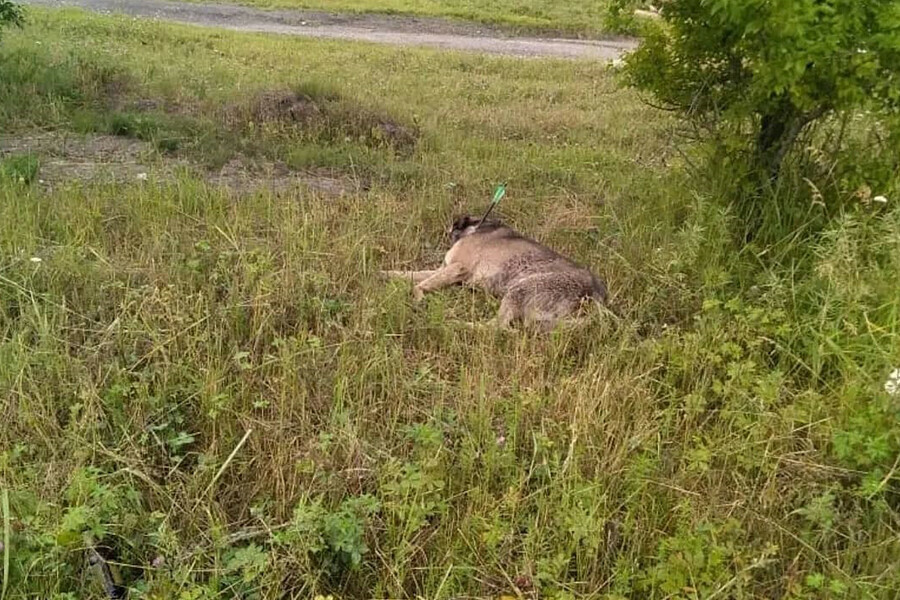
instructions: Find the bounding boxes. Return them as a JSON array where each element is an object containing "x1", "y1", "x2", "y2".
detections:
[
  {"x1": 0, "y1": 0, "x2": 23, "y2": 39},
  {"x1": 624, "y1": 0, "x2": 900, "y2": 187}
]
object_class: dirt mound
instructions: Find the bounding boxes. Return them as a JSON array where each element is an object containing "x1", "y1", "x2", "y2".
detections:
[
  {"x1": 368, "y1": 117, "x2": 417, "y2": 152},
  {"x1": 239, "y1": 90, "x2": 324, "y2": 125},
  {"x1": 225, "y1": 88, "x2": 417, "y2": 153}
]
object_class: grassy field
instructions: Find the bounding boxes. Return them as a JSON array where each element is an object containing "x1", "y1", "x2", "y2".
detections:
[
  {"x1": 2, "y1": 8, "x2": 900, "y2": 600},
  {"x1": 181, "y1": 0, "x2": 634, "y2": 38}
]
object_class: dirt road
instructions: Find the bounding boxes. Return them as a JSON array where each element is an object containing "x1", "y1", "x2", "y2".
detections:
[{"x1": 22, "y1": 0, "x2": 638, "y2": 60}]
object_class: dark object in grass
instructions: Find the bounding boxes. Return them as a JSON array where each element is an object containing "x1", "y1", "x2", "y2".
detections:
[{"x1": 85, "y1": 535, "x2": 127, "y2": 599}]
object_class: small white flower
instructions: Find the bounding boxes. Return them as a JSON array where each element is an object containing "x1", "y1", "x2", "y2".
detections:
[
  {"x1": 136, "y1": 173, "x2": 148, "y2": 181},
  {"x1": 873, "y1": 195, "x2": 888, "y2": 204},
  {"x1": 30, "y1": 257, "x2": 42, "y2": 263},
  {"x1": 886, "y1": 368, "x2": 900, "y2": 396}
]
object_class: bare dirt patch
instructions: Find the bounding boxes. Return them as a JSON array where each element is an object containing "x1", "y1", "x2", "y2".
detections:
[
  {"x1": 208, "y1": 155, "x2": 364, "y2": 196},
  {"x1": 0, "y1": 133, "x2": 150, "y2": 162},
  {"x1": 0, "y1": 132, "x2": 359, "y2": 196},
  {"x1": 0, "y1": 133, "x2": 157, "y2": 186}
]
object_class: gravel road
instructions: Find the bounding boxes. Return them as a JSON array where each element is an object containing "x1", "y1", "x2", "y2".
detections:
[{"x1": 22, "y1": 0, "x2": 638, "y2": 60}]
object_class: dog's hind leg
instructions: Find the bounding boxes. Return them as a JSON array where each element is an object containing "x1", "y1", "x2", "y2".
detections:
[
  {"x1": 460, "y1": 291, "x2": 520, "y2": 330},
  {"x1": 496, "y1": 294, "x2": 521, "y2": 329}
]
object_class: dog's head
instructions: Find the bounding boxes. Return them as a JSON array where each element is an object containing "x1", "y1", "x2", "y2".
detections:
[
  {"x1": 449, "y1": 215, "x2": 503, "y2": 244},
  {"x1": 449, "y1": 215, "x2": 479, "y2": 244}
]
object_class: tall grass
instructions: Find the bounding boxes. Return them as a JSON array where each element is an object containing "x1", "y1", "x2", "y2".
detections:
[{"x1": 0, "y1": 10, "x2": 898, "y2": 600}]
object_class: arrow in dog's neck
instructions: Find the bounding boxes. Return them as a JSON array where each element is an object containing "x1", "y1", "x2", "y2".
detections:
[{"x1": 475, "y1": 183, "x2": 507, "y2": 228}]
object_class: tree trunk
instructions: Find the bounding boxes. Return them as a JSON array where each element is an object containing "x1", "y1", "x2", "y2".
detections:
[
  {"x1": 755, "y1": 101, "x2": 825, "y2": 184},
  {"x1": 755, "y1": 105, "x2": 802, "y2": 183}
]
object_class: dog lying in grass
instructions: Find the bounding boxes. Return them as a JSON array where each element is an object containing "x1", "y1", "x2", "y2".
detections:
[{"x1": 383, "y1": 215, "x2": 610, "y2": 331}]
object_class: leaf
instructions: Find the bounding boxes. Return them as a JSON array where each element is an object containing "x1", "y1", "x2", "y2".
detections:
[{"x1": 804, "y1": 572, "x2": 825, "y2": 589}]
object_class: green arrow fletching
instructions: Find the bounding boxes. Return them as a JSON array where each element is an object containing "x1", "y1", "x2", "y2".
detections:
[
  {"x1": 492, "y1": 183, "x2": 506, "y2": 205},
  {"x1": 476, "y1": 182, "x2": 507, "y2": 228}
]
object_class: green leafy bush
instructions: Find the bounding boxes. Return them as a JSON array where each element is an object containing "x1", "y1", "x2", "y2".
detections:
[
  {"x1": 0, "y1": 0, "x2": 22, "y2": 39},
  {"x1": 624, "y1": 0, "x2": 900, "y2": 188},
  {"x1": 278, "y1": 494, "x2": 381, "y2": 570}
]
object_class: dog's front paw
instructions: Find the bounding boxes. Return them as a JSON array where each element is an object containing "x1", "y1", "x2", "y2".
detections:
[{"x1": 412, "y1": 286, "x2": 425, "y2": 303}]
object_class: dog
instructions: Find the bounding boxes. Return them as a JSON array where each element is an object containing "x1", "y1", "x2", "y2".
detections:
[{"x1": 383, "y1": 215, "x2": 609, "y2": 330}]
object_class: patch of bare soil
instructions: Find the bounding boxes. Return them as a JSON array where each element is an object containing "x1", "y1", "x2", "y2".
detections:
[
  {"x1": 0, "y1": 133, "x2": 158, "y2": 186},
  {"x1": 0, "y1": 132, "x2": 359, "y2": 196},
  {"x1": 0, "y1": 132, "x2": 150, "y2": 161},
  {"x1": 208, "y1": 156, "x2": 364, "y2": 196}
]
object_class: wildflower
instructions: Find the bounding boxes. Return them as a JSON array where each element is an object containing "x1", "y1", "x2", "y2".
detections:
[
  {"x1": 855, "y1": 185, "x2": 872, "y2": 203},
  {"x1": 136, "y1": 172, "x2": 148, "y2": 181},
  {"x1": 886, "y1": 368, "x2": 900, "y2": 396},
  {"x1": 873, "y1": 195, "x2": 888, "y2": 204},
  {"x1": 30, "y1": 257, "x2": 42, "y2": 263}
]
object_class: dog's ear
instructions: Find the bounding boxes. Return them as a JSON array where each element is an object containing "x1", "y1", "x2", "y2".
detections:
[
  {"x1": 449, "y1": 215, "x2": 477, "y2": 242},
  {"x1": 450, "y1": 215, "x2": 475, "y2": 233}
]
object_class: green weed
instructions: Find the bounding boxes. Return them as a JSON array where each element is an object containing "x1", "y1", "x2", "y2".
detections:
[{"x1": 0, "y1": 153, "x2": 39, "y2": 184}]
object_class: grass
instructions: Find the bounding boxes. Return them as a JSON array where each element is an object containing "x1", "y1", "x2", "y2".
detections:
[
  {"x1": 179, "y1": 0, "x2": 641, "y2": 38},
  {"x1": 2, "y1": 8, "x2": 900, "y2": 600},
  {"x1": 0, "y1": 153, "x2": 39, "y2": 184}
]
